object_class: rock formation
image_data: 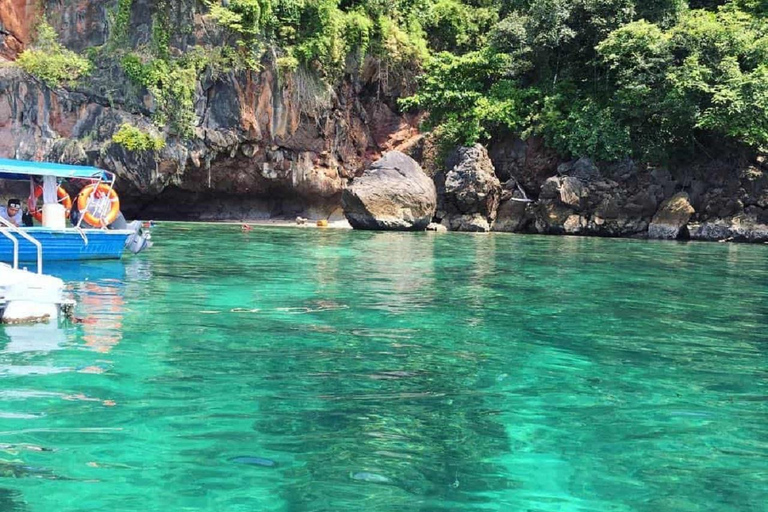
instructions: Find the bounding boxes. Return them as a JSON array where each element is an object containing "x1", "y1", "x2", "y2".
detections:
[
  {"x1": 436, "y1": 144, "x2": 501, "y2": 232},
  {"x1": 0, "y1": 0, "x2": 421, "y2": 220},
  {"x1": 648, "y1": 193, "x2": 695, "y2": 239},
  {"x1": 341, "y1": 151, "x2": 436, "y2": 231},
  {"x1": 492, "y1": 148, "x2": 768, "y2": 242}
]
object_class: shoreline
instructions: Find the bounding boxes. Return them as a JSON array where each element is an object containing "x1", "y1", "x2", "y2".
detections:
[
  {"x1": 213, "y1": 218, "x2": 353, "y2": 230},
  {"x1": 149, "y1": 219, "x2": 768, "y2": 243}
]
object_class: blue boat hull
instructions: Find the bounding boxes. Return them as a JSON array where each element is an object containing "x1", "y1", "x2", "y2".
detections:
[{"x1": 0, "y1": 228, "x2": 131, "y2": 262}]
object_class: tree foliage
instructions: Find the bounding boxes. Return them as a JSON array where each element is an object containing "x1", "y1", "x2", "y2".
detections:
[
  {"x1": 403, "y1": 0, "x2": 768, "y2": 162},
  {"x1": 205, "y1": 0, "x2": 501, "y2": 77},
  {"x1": 62, "y1": 0, "x2": 765, "y2": 158}
]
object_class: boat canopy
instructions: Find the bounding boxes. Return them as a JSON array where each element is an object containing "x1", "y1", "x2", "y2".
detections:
[{"x1": 0, "y1": 158, "x2": 112, "y2": 181}]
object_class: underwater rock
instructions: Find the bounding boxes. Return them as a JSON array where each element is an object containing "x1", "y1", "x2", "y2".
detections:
[
  {"x1": 229, "y1": 456, "x2": 277, "y2": 467},
  {"x1": 350, "y1": 472, "x2": 391, "y2": 484}
]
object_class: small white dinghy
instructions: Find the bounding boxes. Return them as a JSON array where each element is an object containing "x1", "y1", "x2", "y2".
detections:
[{"x1": 0, "y1": 263, "x2": 74, "y2": 324}]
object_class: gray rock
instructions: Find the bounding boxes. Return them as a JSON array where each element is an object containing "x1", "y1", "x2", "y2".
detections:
[
  {"x1": 493, "y1": 198, "x2": 529, "y2": 233},
  {"x1": 648, "y1": 192, "x2": 695, "y2": 239},
  {"x1": 539, "y1": 177, "x2": 561, "y2": 200},
  {"x1": 426, "y1": 222, "x2": 448, "y2": 232},
  {"x1": 439, "y1": 144, "x2": 501, "y2": 232},
  {"x1": 341, "y1": 151, "x2": 436, "y2": 231},
  {"x1": 558, "y1": 157, "x2": 601, "y2": 182},
  {"x1": 448, "y1": 214, "x2": 492, "y2": 232},
  {"x1": 493, "y1": 179, "x2": 530, "y2": 232},
  {"x1": 563, "y1": 214, "x2": 587, "y2": 234},
  {"x1": 559, "y1": 177, "x2": 587, "y2": 208},
  {"x1": 689, "y1": 217, "x2": 768, "y2": 242}
]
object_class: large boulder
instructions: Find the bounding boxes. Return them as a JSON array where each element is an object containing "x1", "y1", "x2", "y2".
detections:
[
  {"x1": 341, "y1": 151, "x2": 436, "y2": 230},
  {"x1": 438, "y1": 144, "x2": 501, "y2": 232},
  {"x1": 648, "y1": 192, "x2": 695, "y2": 239}
]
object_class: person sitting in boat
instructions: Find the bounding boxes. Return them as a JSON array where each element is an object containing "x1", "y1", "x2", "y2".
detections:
[{"x1": 0, "y1": 198, "x2": 23, "y2": 227}]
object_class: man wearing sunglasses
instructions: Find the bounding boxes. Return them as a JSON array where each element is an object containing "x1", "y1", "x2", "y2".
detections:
[{"x1": 0, "y1": 199, "x2": 23, "y2": 227}]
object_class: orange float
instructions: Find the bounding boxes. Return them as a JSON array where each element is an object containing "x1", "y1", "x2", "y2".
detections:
[
  {"x1": 77, "y1": 183, "x2": 121, "y2": 227},
  {"x1": 29, "y1": 184, "x2": 72, "y2": 222}
]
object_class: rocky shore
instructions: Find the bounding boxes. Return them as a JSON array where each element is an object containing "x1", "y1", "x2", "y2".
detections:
[{"x1": 339, "y1": 145, "x2": 768, "y2": 243}]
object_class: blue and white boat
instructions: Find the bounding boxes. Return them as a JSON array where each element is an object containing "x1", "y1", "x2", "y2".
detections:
[{"x1": 0, "y1": 158, "x2": 151, "y2": 265}]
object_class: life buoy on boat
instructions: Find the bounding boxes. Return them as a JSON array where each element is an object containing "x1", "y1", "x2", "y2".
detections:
[
  {"x1": 29, "y1": 184, "x2": 72, "y2": 222},
  {"x1": 76, "y1": 183, "x2": 121, "y2": 227}
]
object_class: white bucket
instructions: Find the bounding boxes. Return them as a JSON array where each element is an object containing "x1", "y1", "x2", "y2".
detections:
[{"x1": 42, "y1": 203, "x2": 66, "y2": 229}]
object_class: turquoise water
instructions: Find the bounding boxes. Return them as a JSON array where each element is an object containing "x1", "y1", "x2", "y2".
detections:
[{"x1": 1, "y1": 224, "x2": 767, "y2": 512}]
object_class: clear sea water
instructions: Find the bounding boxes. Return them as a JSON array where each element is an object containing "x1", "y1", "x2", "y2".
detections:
[{"x1": 1, "y1": 223, "x2": 767, "y2": 512}]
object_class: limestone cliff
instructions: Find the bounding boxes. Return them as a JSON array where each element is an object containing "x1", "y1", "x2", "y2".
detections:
[{"x1": 0, "y1": 0, "x2": 420, "y2": 219}]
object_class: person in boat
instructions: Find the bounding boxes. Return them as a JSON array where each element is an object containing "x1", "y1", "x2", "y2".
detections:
[{"x1": 0, "y1": 198, "x2": 23, "y2": 227}]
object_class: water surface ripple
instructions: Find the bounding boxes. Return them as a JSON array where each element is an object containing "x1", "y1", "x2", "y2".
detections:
[{"x1": 1, "y1": 224, "x2": 766, "y2": 512}]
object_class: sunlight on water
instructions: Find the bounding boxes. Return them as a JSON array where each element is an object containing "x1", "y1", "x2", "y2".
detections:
[{"x1": 1, "y1": 224, "x2": 766, "y2": 511}]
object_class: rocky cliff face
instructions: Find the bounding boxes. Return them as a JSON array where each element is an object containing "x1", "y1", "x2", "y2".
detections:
[
  {"x1": 0, "y1": 0, "x2": 35, "y2": 60},
  {"x1": 490, "y1": 140, "x2": 768, "y2": 242},
  {"x1": 0, "y1": 0, "x2": 420, "y2": 219}
]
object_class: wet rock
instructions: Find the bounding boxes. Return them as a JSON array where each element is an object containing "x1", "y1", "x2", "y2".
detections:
[
  {"x1": 648, "y1": 192, "x2": 695, "y2": 240},
  {"x1": 689, "y1": 216, "x2": 768, "y2": 242},
  {"x1": 426, "y1": 222, "x2": 447, "y2": 232},
  {"x1": 341, "y1": 151, "x2": 436, "y2": 231},
  {"x1": 438, "y1": 144, "x2": 501, "y2": 232}
]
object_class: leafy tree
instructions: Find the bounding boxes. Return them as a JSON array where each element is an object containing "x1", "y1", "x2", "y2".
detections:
[{"x1": 405, "y1": 0, "x2": 768, "y2": 161}]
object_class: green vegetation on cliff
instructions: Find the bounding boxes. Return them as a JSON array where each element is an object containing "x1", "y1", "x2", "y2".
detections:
[
  {"x1": 206, "y1": 0, "x2": 436, "y2": 78},
  {"x1": 402, "y1": 0, "x2": 768, "y2": 162},
  {"x1": 21, "y1": 0, "x2": 764, "y2": 163},
  {"x1": 16, "y1": 21, "x2": 91, "y2": 87},
  {"x1": 112, "y1": 123, "x2": 166, "y2": 152},
  {"x1": 189, "y1": 0, "x2": 768, "y2": 162}
]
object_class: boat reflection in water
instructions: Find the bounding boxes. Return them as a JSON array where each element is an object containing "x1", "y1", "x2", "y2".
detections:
[
  {"x1": 76, "y1": 279, "x2": 125, "y2": 354},
  {"x1": 25, "y1": 258, "x2": 152, "y2": 355},
  {"x1": 1, "y1": 322, "x2": 68, "y2": 356}
]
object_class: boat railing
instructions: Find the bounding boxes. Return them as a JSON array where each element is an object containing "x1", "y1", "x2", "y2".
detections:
[
  {"x1": 0, "y1": 229, "x2": 19, "y2": 270},
  {"x1": 0, "y1": 217, "x2": 43, "y2": 274}
]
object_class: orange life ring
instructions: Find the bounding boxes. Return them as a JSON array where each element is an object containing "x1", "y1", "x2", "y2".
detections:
[
  {"x1": 29, "y1": 185, "x2": 72, "y2": 222},
  {"x1": 77, "y1": 183, "x2": 121, "y2": 227}
]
